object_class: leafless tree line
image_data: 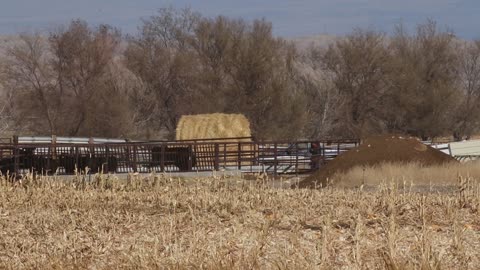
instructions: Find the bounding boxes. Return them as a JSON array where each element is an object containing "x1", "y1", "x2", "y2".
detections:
[
  {"x1": 310, "y1": 21, "x2": 480, "y2": 141},
  {"x1": 0, "y1": 8, "x2": 479, "y2": 141},
  {"x1": 0, "y1": 21, "x2": 134, "y2": 138}
]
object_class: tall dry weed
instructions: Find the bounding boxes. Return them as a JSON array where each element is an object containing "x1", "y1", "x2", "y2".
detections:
[
  {"x1": 331, "y1": 161, "x2": 480, "y2": 187},
  {"x1": 0, "y1": 173, "x2": 478, "y2": 269}
]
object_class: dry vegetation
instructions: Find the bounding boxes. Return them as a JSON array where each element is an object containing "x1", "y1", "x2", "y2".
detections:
[
  {"x1": 2, "y1": 9, "x2": 480, "y2": 141},
  {"x1": 0, "y1": 168, "x2": 479, "y2": 269},
  {"x1": 330, "y1": 161, "x2": 480, "y2": 188}
]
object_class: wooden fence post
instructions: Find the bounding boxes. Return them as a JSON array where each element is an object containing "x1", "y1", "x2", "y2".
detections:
[
  {"x1": 160, "y1": 144, "x2": 165, "y2": 172},
  {"x1": 75, "y1": 146, "x2": 79, "y2": 173},
  {"x1": 237, "y1": 142, "x2": 242, "y2": 170},
  {"x1": 105, "y1": 145, "x2": 110, "y2": 173},
  {"x1": 49, "y1": 135, "x2": 57, "y2": 174},
  {"x1": 223, "y1": 143, "x2": 227, "y2": 165},
  {"x1": 132, "y1": 145, "x2": 138, "y2": 173},
  {"x1": 274, "y1": 143, "x2": 278, "y2": 177},
  {"x1": 214, "y1": 143, "x2": 219, "y2": 171},
  {"x1": 13, "y1": 135, "x2": 18, "y2": 177},
  {"x1": 295, "y1": 142, "x2": 299, "y2": 176},
  {"x1": 187, "y1": 144, "x2": 193, "y2": 171},
  {"x1": 88, "y1": 137, "x2": 94, "y2": 171}
]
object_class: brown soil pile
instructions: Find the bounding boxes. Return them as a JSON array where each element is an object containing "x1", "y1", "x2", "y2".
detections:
[{"x1": 296, "y1": 135, "x2": 457, "y2": 188}]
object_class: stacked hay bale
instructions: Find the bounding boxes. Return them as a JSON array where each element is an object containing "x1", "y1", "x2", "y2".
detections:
[
  {"x1": 176, "y1": 113, "x2": 254, "y2": 168},
  {"x1": 176, "y1": 113, "x2": 252, "y2": 141}
]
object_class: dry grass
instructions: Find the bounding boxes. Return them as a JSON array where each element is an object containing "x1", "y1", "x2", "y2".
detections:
[
  {"x1": 330, "y1": 161, "x2": 480, "y2": 187},
  {"x1": 0, "y1": 171, "x2": 479, "y2": 269}
]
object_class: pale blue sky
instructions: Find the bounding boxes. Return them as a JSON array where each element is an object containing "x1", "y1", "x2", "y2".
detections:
[{"x1": 0, "y1": 0, "x2": 478, "y2": 39}]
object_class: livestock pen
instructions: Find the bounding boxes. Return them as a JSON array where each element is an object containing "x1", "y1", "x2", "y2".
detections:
[{"x1": 0, "y1": 136, "x2": 359, "y2": 177}]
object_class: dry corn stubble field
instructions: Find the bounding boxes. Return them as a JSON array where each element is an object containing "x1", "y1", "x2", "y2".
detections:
[{"x1": 0, "y1": 167, "x2": 479, "y2": 269}]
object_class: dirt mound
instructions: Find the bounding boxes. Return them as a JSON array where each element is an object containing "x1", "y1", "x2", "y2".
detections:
[{"x1": 296, "y1": 135, "x2": 457, "y2": 188}]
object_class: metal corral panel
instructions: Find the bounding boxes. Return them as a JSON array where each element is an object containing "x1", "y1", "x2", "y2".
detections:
[
  {"x1": 18, "y1": 136, "x2": 53, "y2": 143},
  {"x1": 449, "y1": 140, "x2": 480, "y2": 156},
  {"x1": 428, "y1": 143, "x2": 451, "y2": 155},
  {"x1": 18, "y1": 136, "x2": 132, "y2": 144}
]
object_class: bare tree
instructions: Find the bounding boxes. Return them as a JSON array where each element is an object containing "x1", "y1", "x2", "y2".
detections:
[
  {"x1": 0, "y1": 88, "x2": 12, "y2": 135},
  {"x1": 388, "y1": 20, "x2": 459, "y2": 140},
  {"x1": 451, "y1": 40, "x2": 480, "y2": 140},
  {"x1": 49, "y1": 20, "x2": 122, "y2": 136},
  {"x1": 3, "y1": 34, "x2": 62, "y2": 134},
  {"x1": 2, "y1": 20, "x2": 131, "y2": 137},
  {"x1": 125, "y1": 7, "x2": 200, "y2": 139},
  {"x1": 318, "y1": 29, "x2": 390, "y2": 138},
  {"x1": 126, "y1": 9, "x2": 308, "y2": 140},
  {"x1": 6, "y1": 9, "x2": 473, "y2": 142},
  {"x1": 216, "y1": 19, "x2": 307, "y2": 139},
  {"x1": 289, "y1": 43, "x2": 340, "y2": 139},
  {"x1": 0, "y1": 60, "x2": 12, "y2": 135},
  {"x1": 189, "y1": 15, "x2": 241, "y2": 113},
  {"x1": 141, "y1": 6, "x2": 200, "y2": 50}
]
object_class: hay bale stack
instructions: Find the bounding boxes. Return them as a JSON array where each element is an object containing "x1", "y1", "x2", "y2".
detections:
[
  {"x1": 176, "y1": 114, "x2": 253, "y2": 167},
  {"x1": 176, "y1": 113, "x2": 252, "y2": 141}
]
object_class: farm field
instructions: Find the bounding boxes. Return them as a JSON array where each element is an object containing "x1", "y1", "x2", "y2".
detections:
[{"x1": 0, "y1": 166, "x2": 479, "y2": 269}]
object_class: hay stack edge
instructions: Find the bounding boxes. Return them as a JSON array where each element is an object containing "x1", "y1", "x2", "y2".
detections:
[{"x1": 176, "y1": 113, "x2": 252, "y2": 141}]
